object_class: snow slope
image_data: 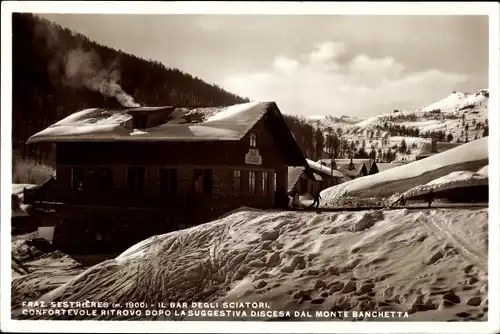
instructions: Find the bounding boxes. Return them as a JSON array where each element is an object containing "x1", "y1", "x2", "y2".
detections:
[
  {"x1": 13, "y1": 207, "x2": 488, "y2": 322},
  {"x1": 308, "y1": 115, "x2": 364, "y2": 128},
  {"x1": 321, "y1": 137, "x2": 488, "y2": 204},
  {"x1": 11, "y1": 232, "x2": 85, "y2": 306},
  {"x1": 422, "y1": 90, "x2": 489, "y2": 112}
]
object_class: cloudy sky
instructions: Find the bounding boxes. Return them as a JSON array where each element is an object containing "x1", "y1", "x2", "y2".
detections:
[{"x1": 38, "y1": 14, "x2": 489, "y2": 118}]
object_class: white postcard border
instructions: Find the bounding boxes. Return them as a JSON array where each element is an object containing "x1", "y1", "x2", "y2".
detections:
[{"x1": 1, "y1": 1, "x2": 499, "y2": 333}]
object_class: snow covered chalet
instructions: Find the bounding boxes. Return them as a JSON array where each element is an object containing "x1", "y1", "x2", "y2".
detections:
[{"x1": 26, "y1": 102, "x2": 309, "y2": 253}]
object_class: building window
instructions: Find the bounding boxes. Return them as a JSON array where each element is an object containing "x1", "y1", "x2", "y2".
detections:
[
  {"x1": 249, "y1": 131, "x2": 257, "y2": 148},
  {"x1": 249, "y1": 171, "x2": 256, "y2": 195},
  {"x1": 127, "y1": 167, "x2": 145, "y2": 193},
  {"x1": 159, "y1": 168, "x2": 178, "y2": 194},
  {"x1": 70, "y1": 167, "x2": 84, "y2": 191},
  {"x1": 261, "y1": 172, "x2": 269, "y2": 196},
  {"x1": 204, "y1": 169, "x2": 213, "y2": 194},
  {"x1": 96, "y1": 168, "x2": 113, "y2": 192},
  {"x1": 194, "y1": 169, "x2": 213, "y2": 194},
  {"x1": 233, "y1": 170, "x2": 242, "y2": 195},
  {"x1": 274, "y1": 172, "x2": 277, "y2": 192}
]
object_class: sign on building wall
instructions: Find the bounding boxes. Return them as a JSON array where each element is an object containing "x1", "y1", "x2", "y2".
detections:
[{"x1": 245, "y1": 149, "x2": 262, "y2": 165}]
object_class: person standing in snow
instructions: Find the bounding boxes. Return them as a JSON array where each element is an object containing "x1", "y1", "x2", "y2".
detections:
[
  {"x1": 310, "y1": 190, "x2": 322, "y2": 209},
  {"x1": 426, "y1": 190, "x2": 434, "y2": 208},
  {"x1": 291, "y1": 189, "x2": 301, "y2": 209}
]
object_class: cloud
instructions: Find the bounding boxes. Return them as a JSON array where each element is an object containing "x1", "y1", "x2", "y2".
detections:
[
  {"x1": 309, "y1": 41, "x2": 346, "y2": 64},
  {"x1": 273, "y1": 56, "x2": 300, "y2": 74},
  {"x1": 223, "y1": 42, "x2": 469, "y2": 117}
]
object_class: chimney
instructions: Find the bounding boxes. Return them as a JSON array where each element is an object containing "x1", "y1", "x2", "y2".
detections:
[
  {"x1": 330, "y1": 159, "x2": 337, "y2": 170},
  {"x1": 431, "y1": 138, "x2": 437, "y2": 153},
  {"x1": 349, "y1": 158, "x2": 355, "y2": 171}
]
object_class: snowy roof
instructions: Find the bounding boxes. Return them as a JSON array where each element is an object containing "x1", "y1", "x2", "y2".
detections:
[
  {"x1": 401, "y1": 170, "x2": 488, "y2": 200},
  {"x1": 12, "y1": 184, "x2": 37, "y2": 196},
  {"x1": 287, "y1": 165, "x2": 327, "y2": 192},
  {"x1": 338, "y1": 163, "x2": 365, "y2": 177},
  {"x1": 333, "y1": 159, "x2": 376, "y2": 173},
  {"x1": 28, "y1": 102, "x2": 268, "y2": 143},
  {"x1": 416, "y1": 141, "x2": 462, "y2": 159},
  {"x1": 321, "y1": 137, "x2": 488, "y2": 203},
  {"x1": 288, "y1": 167, "x2": 305, "y2": 192},
  {"x1": 27, "y1": 102, "x2": 309, "y2": 167},
  {"x1": 313, "y1": 173, "x2": 323, "y2": 181},
  {"x1": 306, "y1": 159, "x2": 343, "y2": 178},
  {"x1": 317, "y1": 158, "x2": 375, "y2": 173}
]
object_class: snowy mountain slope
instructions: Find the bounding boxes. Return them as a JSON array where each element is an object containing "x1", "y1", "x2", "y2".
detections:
[
  {"x1": 321, "y1": 137, "x2": 488, "y2": 204},
  {"x1": 307, "y1": 89, "x2": 489, "y2": 164},
  {"x1": 422, "y1": 89, "x2": 489, "y2": 112},
  {"x1": 14, "y1": 207, "x2": 488, "y2": 322},
  {"x1": 350, "y1": 89, "x2": 489, "y2": 139},
  {"x1": 308, "y1": 115, "x2": 364, "y2": 128}
]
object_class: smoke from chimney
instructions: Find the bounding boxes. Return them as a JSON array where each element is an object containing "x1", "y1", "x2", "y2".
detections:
[
  {"x1": 64, "y1": 48, "x2": 140, "y2": 108},
  {"x1": 35, "y1": 18, "x2": 141, "y2": 108}
]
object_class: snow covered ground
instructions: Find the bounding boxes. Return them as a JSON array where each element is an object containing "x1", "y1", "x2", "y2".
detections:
[
  {"x1": 12, "y1": 207, "x2": 488, "y2": 322},
  {"x1": 321, "y1": 137, "x2": 488, "y2": 205},
  {"x1": 11, "y1": 232, "x2": 85, "y2": 307},
  {"x1": 8, "y1": 90, "x2": 490, "y2": 323}
]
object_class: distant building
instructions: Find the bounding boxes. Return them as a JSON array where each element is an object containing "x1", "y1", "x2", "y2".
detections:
[
  {"x1": 288, "y1": 159, "x2": 343, "y2": 195},
  {"x1": 416, "y1": 139, "x2": 462, "y2": 160},
  {"x1": 318, "y1": 158, "x2": 379, "y2": 180},
  {"x1": 25, "y1": 102, "x2": 308, "y2": 254}
]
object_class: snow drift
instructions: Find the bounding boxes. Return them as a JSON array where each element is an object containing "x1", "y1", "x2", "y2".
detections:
[
  {"x1": 477, "y1": 165, "x2": 488, "y2": 177},
  {"x1": 13, "y1": 207, "x2": 488, "y2": 322},
  {"x1": 321, "y1": 137, "x2": 488, "y2": 204},
  {"x1": 397, "y1": 171, "x2": 488, "y2": 202},
  {"x1": 11, "y1": 232, "x2": 85, "y2": 306}
]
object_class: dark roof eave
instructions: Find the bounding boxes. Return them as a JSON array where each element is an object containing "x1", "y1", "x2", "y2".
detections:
[
  {"x1": 26, "y1": 137, "x2": 243, "y2": 144},
  {"x1": 266, "y1": 102, "x2": 309, "y2": 169}
]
